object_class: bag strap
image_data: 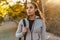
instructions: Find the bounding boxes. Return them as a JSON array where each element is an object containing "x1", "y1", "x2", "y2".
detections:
[
  {"x1": 23, "y1": 19, "x2": 27, "y2": 40},
  {"x1": 23, "y1": 19, "x2": 26, "y2": 27},
  {"x1": 19, "y1": 19, "x2": 27, "y2": 40}
]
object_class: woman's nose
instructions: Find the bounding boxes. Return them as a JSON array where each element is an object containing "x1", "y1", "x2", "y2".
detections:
[
  {"x1": 28, "y1": 7, "x2": 31, "y2": 11},
  {"x1": 28, "y1": 9, "x2": 30, "y2": 11}
]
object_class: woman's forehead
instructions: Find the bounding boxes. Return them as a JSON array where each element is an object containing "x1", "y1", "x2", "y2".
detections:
[
  {"x1": 27, "y1": 2, "x2": 37, "y2": 8},
  {"x1": 27, "y1": 3, "x2": 35, "y2": 7}
]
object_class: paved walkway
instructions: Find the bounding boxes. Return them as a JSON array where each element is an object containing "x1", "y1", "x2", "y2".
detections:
[
  {"x1": 0, "y1": 21, "x2": 60, "y2": 40},
  {"x1": 46, "y1": 32, "x2": 60, "y2": 40}
]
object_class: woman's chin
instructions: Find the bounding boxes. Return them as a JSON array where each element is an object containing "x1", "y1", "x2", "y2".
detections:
[{"x1": 27, "y1": 14, "x2": 32, "y2": 16}]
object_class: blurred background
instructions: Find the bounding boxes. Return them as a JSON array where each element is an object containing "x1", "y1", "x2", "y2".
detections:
[{"x1": 0, "y1": 0, "x2": 60, "y2": 40}]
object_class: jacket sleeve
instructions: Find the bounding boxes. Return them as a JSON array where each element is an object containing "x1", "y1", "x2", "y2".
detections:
[
  {"x1": 41, "y1": 20, "x2": 46, "y2": 40},
  {"x1": 16, "y1": 20, "x2": 24, "y2": 38}
]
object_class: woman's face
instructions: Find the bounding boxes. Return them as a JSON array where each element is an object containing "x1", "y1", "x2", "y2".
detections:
[{"x1": 26, "y1": 3, "x2": 36, "y2": 16}]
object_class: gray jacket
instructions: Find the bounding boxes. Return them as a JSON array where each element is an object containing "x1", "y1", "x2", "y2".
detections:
[{"x1": 16, "y1": 16, "x2": 46, "y2": 40}]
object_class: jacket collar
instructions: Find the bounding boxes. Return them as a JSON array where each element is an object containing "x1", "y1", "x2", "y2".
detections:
[
  {"x1": 26, "y1": 16, "x2": 40, "y2": 20},
  {"x1": 35, "y1": 16, "x2": 40, "y2": 19}
]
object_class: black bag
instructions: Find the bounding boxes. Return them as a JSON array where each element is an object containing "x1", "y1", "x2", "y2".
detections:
[{"x1": 19, "y1": 19, "x2": 27, "y2": 40}]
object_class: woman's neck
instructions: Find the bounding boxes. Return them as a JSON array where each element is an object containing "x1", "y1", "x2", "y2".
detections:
[{"x1": 28, "y1": 15, "x2": 36, "y2": 20}]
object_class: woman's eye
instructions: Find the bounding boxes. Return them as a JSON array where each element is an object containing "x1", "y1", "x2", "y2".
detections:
[
  {"x1": 26, "y1": 6, "x2": 33, "y2": 9},
  {"x1": 30, "y1": 6, "x2": 33, "y2": 9}
]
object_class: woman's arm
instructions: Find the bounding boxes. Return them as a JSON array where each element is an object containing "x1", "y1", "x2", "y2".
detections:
[
  {"x1": 16, "y1": 20, "x2": 24, "y2": 38},
  {"x1": 41, "y1": 20, "x2": 46, "y2": 40}
]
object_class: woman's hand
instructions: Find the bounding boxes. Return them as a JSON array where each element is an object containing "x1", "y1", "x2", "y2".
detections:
[{"x1": 22, "y1": 27, "x2": 28, "y2": 33}]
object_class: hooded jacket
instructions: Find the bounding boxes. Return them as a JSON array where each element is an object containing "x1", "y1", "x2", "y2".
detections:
[{"x1": 16, "y1": 16, "x2": 46, "y2": 40}]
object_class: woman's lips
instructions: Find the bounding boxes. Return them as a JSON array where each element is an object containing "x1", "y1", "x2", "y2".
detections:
[{"x1": 28, "y1": 12, "x2": 31, "y2": 14}]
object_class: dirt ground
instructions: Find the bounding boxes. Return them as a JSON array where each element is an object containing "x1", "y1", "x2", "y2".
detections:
[
  {"x1": 0, "y1": 21, "x2": 18, "y2": 40},
  {"x1": 0, "y1": 21, "x2": 60, "y2": 40}
]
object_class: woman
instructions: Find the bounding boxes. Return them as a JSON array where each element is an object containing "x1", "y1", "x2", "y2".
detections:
[{"x1": 16, "y1": 2, "x2": 46, "y2": 40}]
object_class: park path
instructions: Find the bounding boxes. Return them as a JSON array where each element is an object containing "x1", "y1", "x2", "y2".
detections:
[{"x1": 0, "y1": 21, "x2": 60, "y2": 40}]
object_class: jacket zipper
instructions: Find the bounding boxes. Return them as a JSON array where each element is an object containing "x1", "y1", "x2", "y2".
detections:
[{"x1": 31, "y1": 20, "x2": 35, "y2": 40}]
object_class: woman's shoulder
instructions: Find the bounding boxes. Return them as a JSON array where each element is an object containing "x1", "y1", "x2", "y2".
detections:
[
  {"x1": 36, "y1": 18, "x2": 43, "y2": 21},
  {"x1": 36, "y1": 18, "x2": 45, "y2": 24},
  {"x1": 18, "y1": 19, "x2": 24, "y2": 24},
  {"x1": 19, "y1": 18, "x2": 27, "y2": 23}
]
